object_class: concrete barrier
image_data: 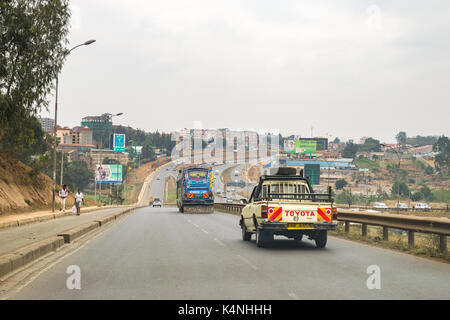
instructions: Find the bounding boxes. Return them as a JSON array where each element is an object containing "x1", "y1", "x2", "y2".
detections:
[
  {"x1": 57, "y1": 221, "x2": 101, "y2": 244},
  {"x1": 95, "y1": 215, "x2": 116, "y2": 226},
  {"x1": 0, "y1": 236, "x2": 64, "y2": 278}
]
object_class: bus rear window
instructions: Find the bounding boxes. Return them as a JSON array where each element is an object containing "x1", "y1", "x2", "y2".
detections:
[{"x1": 188, "y1": 171, "x2": 207, "y2": 179}]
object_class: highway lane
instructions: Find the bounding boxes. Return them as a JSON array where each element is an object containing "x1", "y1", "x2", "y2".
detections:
[{"x1": 10, "y1": 205, "x2": 450, "y2": 299}]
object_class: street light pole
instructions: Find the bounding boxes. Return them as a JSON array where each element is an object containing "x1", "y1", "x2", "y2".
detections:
[
  {"x1": 108, "y1": 112, "x2": 124, "y2": 150},
  {"x1": 52, "y1": 40, "x2": 96, "y2": 212}
]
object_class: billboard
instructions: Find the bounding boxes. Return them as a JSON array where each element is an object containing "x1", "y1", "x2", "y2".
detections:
[
  {"x1": 284, "y1": 140, "x2": 317, "y2": 154},
  {"x1": 113, "y1": 134, "x2": 126, "y2": 152},
  {"x1": 95, "y1": 164, "x2": 123, "y2": 183}
]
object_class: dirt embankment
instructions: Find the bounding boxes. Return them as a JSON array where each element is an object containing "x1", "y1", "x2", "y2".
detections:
[
  {"x1": 0, "y1": 157, "x2": 57, "y2": 215},
  {"x1": 0, "y1": 156, "x2": 102, "y2": 216}
]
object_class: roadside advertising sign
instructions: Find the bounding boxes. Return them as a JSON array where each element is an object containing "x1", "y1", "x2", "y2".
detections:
[
  {"x1": 95, "y1": 164, "x2": 123, "y2": 183},
  {"x1": 284, "y1": 140, "x2": 317, "y2": 154}
]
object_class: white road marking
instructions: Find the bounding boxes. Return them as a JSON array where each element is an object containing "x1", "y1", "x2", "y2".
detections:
[
  {"x1": 201, "y1": 229, "x2": 209, "y2": 234},
  {"x1": 214, "y1": 238, "x2": 225, "y2": 246},
  {"x1": 236, "y1": 254, "x2": 259, "y2": 271},
  {"x1": 192, "y1": 223, "x2": 199, "y2": 228},
  {"x1": 288, "y1": 292, "x2": 299, "y2": 300}
]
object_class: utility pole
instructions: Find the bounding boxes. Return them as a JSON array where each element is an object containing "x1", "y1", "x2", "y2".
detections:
[{"x1": 51, "y1": 39, "x2": 96, "y2": 212}]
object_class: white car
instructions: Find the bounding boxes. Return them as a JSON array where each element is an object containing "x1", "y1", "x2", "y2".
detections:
[
  {"x1": 373, "y1": 202, "x2": 388, "y2": 210},
  {"x1": 226, "y1": 198, "x2": 233, "y2": 203},
  {"x1": 152, "y1": 199, "x2": 162, "y2": 207},
  {"x1": 414, "y1": 203, "x2": 431, "y2": 211},
  {"x1": 395, "y1": 203, "x2": 408, "y2": 210}
]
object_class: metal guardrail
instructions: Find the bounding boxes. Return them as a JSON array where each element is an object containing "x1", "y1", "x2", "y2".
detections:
[
  {"x1": 336, "y1": 204, "x2": 449, "y2": 212},
  {"x1": 214, "y1": 203, "x2": 449, "y2": 252}
]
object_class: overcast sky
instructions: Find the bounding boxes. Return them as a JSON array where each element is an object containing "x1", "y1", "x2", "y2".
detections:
[{"x1": 39, "y1": 0, "x2": 450, "y2": 143}]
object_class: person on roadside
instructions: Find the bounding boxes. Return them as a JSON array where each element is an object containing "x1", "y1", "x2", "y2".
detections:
[
  {"x1": 75, "y1": 189, "x2": 84, "y2": 216},
  {"x1": 58, "y1": 184, "x2": 69, "y2": 212}
]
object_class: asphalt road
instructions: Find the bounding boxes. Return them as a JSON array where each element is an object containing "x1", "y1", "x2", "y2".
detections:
[
  {"x1": 10, "y1": 205, "x2": 450, "y2": 299},
  {"x1": 7, "y1": 161, "x2": 450, "y2": 299}
]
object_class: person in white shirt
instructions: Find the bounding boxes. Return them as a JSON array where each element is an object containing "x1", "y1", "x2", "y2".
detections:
[
  {"x1": 75, "y1": 189, "x2": 84, "y2": 216},
  {"x1": 58, "y1": 184, "x2": 69, "y2": 212}
]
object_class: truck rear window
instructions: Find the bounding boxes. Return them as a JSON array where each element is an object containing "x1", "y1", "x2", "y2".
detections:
[{"x1": 260, "y1": 182, "x2": 331, "y2": 202}]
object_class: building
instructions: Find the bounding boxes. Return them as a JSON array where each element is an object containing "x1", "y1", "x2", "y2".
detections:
[
  {"x1": 81, "y1": 113, "x2": 114, "y2": 147},
  {"x1": 51, "y1": 126, "x2": 95, "y2": 149},
  {"x1": 72, "y1": 126, "x2": 94, "y2": 145},
  {"x1": 37, "y1": 117, "x2": 55, "y2": 132}
]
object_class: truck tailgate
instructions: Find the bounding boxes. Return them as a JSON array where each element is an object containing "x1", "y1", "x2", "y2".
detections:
[{"x1": 267, "y1": 203, "x2": 333, "y2": 224}]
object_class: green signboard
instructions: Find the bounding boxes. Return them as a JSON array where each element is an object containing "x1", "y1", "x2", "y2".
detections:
[
  {"x1": 113, "y1": 134, "x2": 126, "y2": 152},
  {"x1": 284, "y1": 140, "x2": 317, "y2": 154},
  {"x1": 304, "y1": 164, "x2": 320, "y2": 186}
]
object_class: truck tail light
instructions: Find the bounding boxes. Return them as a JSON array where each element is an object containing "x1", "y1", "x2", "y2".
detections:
[
  {"x1": 261, "y1": 205, "x2": 268, "y2": 219},
  {"x1": 332, "y1": 207, "x2": 338, "y2": 220}
]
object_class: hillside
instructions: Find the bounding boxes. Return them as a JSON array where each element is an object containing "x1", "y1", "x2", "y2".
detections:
[{"x1": 0, "y1": 156, "x2": 56, "y2": 214}]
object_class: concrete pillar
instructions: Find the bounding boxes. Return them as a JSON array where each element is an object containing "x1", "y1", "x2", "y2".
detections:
[
  {"x1": 439, "y1": 235, "x2": 447, "y2": 253},
  {"x1": 408, "y1": 231, "x2": 415, "y2": 248},
  {"x1": 362, "y1": 224, "x2": 367, "y2": 237},
  {"x1": 383, "y1": 227, "x2": 389, "y2": 241}
]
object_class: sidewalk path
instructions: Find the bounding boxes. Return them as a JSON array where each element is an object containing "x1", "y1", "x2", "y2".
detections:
[{"x1": 0, "y1": 206, "x2": 129, "y2": 256}]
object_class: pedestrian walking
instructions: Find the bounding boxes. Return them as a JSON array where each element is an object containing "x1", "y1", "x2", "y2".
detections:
[
  {"x1": 75, "y1": 189, "x2": 84, "y2": 216},
  {"x1": 58, "y1": 184, "x2": 69, "y2": 212}
]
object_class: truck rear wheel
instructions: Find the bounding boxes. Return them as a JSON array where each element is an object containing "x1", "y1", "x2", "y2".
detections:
[{"x1": 315, "y1": 231, "x2": 327, "y2": 248}]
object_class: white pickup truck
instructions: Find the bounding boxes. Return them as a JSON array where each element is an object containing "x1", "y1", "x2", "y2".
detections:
[{"x1": 240, "y1": 167, "x2": 338, "y2": 248}]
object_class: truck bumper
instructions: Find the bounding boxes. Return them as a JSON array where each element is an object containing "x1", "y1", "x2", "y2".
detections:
[
  {"x1": 182, "y1": 199, "x2": 214, "y2": 206},
  {"x1": 259, "y1": 222, "x2": 337, "y2": 231}
]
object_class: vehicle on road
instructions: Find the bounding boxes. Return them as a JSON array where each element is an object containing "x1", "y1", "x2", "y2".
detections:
[
  {"x1": 240, "y1": 167, "x2": 337, "y2": 248},
  {"x1": 152, "y1": 198, "x2": 162, "y2": 207},
  {"x1": 395, "y1": 203, "x2": 408, "y2": 210},
  {"x1": 414, "y1": 203, "x2": 431, "y2": 211},
  {"x1": 177, "y1": 167, "x2": 214, "y2": 213},
  {"x1": 226, "y1": 198, "x2": 233, "y2": 203},
  {"x1": 373, "y1": 202, "x2": 388, "y2": 210}
]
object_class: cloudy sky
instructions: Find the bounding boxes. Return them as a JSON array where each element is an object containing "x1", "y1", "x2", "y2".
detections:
[{"x1": 39, "y1": 0, "x2": 450, "y2": 143}]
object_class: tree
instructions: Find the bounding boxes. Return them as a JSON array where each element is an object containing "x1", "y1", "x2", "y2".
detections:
[
  {"x1": 391, "y1": 181, "x2": 409, "y2": 197},
  {"x1": 395, "y1": 131, "x2": 407, "y2": 145},
  {"x1": 336, "y1": 190, "x2": 353, "y2": 207},
  {"x1": 433, "y1": 136, "x2": 450, "y2": 175},
  {"x1": 360, "y1": 137, "x2": 381, "y2": 152},
  {"x1": 0, "y1": 115, "x2": 52, "y2": 162},
  {"x1": 0, "y1": 0, "x2": 70, "y2": 151},
  {"x1": 342, "y1": 142, "x2": 358, "y2": 159},
  {"x1": 419, "y1": 184, "x2": 433, "y2": 201},
  {"x1": 67, "y1": 160, "x2": 93, "y2": 190},
  {"x1": 333, "y1": 137, "x2": 340, "y2": 144},
  {"x1": 335, "y1": 179, "x2": 348, "y2": 190},
  {"x1": 141, "y1": 136, "x2": 156, "y2": 161}
]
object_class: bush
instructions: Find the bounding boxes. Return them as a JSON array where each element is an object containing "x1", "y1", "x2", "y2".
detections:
[{"x1": 335, "y1": 179, "x2": 348, "y2": 190}]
